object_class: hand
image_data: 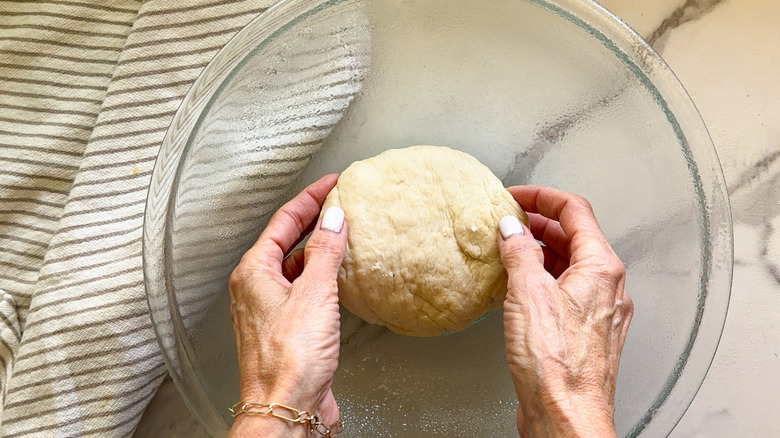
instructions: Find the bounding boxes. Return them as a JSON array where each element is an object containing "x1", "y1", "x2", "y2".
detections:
[
  {"x1": 498, "y1": 186, "x2": 633, "y2": 438},
  {"x1": 227, "y1": 174, "x2": 347, "y2": 437}
]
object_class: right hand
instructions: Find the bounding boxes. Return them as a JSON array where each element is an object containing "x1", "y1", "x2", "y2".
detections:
[{"x1": 498, "y1": 186, "x2": 633, "y2": 438}]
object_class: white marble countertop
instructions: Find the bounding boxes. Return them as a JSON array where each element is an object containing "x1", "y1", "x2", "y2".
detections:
[{"x1": 134, "y1": 1, "x2": 780, "y2": 436}]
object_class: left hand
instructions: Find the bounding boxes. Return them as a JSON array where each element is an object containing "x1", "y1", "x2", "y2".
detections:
[{"x1": 228, "y1": 174, "x2": 347, "y2": 437}]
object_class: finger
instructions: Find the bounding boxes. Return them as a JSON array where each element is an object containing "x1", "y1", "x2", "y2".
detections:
[
  {"x1": 526, "y1": 212, "x2": 570, "y2": 278},
  {"x1": 243, "y1": 174, "x2": 339, "y2": 271},
  {"x1": 527, "y1": 212, "x2": 569, "y2": 260},
  {"x1": 541, "y1": 246, "x2": 569, "y2": 278},
  {"x1": 507, "y1": 185, "x2": 613, "y2": 264},
  {"x1": 282, "y1": 248, "x2": 306, "y2": 282},
  {"x1": 286, "y1": 220, "x2": 318, "y2": 259},
  {"x1": 497, "y1": 215, "x2": 546, "y2": 276},
  {"x1": 299, "y1": 206, "x2": 348, "y2": 298}
]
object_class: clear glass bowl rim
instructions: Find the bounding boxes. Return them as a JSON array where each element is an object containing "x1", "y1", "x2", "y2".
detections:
[{"x1": 143, "y1": 0, "x2": 734, "y2": 436}]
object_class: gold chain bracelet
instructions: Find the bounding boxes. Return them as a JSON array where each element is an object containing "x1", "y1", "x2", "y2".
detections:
[{"x1": 229, "y1": 401, "x2": 344, "y2": 437}]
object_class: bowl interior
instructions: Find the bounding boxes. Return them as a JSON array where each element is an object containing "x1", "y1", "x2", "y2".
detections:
[{"x1": 144, "y1": 0, "x2": 733, "y2": 436}]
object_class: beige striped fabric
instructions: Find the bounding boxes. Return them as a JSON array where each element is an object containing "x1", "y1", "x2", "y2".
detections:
[{"x1": 0, "y1": 0, "x2": 278, "y2": 435}]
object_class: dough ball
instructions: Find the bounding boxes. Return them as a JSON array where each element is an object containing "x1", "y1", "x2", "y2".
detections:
[{"x1": 322, "y1": 146, "x2": 528, "y2": 337}]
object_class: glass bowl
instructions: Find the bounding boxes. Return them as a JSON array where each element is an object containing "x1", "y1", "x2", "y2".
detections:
[{"x1": 143, "y1": 0, "x2": 733, "y2": 436}]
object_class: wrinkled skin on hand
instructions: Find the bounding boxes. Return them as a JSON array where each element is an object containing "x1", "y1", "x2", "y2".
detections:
[
  {"x1": 227, "y1": 176, "x2": 631, "y2": 438},
  {"x1": 228, "y1": 174, "x2": 347, "y2": 437},
  {"x1": 499, "y1": 186, "x2": 633, "y2": 438}
]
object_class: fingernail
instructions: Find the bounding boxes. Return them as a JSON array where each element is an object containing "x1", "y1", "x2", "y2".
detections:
[
  {"x1": 321, "y1": 206, "x2": 345, "y2": 233},
  {"x1": 499, "y1": 215, "x2": 524, "y2": 239}
]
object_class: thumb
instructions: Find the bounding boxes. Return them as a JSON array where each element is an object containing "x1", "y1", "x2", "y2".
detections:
[
  {"x1": 498, "y1": 215, "x2": 545, "y2": 273},
  {"x1": 301, "y1": 206, "x2": 348, "y2": 287}
]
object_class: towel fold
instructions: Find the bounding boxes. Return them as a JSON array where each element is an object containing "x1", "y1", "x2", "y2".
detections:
[{"x1": 0, "y1": 1, "x2": 278, "y2": 435}]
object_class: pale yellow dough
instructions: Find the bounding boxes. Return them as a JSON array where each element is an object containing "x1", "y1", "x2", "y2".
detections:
[{"x1": 323, "y1": 146, "x2": 528, "y2": 337}]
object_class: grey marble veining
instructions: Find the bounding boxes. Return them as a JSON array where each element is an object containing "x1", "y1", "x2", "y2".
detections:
[
  {"x1": 650, "y1": 0, "x2": 780, "y2": 436},
  {"x1": 645, "y1": 0, "x2": 725, "y2": 45},
  {"x1": 728, "y1": 150, "x2": 780, "y2": 277}
]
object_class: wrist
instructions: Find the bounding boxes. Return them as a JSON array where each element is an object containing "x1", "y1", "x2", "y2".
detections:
[
  {"x1": 238, "y1": 365, "x2": 315, "y2": 411},
  {"x1": 229, "y1": 413, "x2": 311, "y2": 438},
  {"x1": 520, "y1": 394, "x2": 616, "y2": 438}
]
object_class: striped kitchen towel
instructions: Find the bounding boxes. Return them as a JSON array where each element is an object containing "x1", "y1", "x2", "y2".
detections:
[{"x1": 0, "y1": 0, "x2": 327, "y2": 435}]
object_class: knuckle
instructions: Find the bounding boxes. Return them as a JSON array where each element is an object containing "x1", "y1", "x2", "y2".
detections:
[
  {"x1": 623, "y1": 293, "x2": 635, "y2": 317},
  {"x1": 502, "y1": 242, "x2": 541, "y2": 267},
  {"x1": 612, "y1": 257, "x2": 627, "y2": 278},
  {"x1": 229, "y1": 257, "x2": 272, "y2": 292},
  {"x1": 594, "y1": 256, "x2": 625, "y2": 282},
  {"x1": 570, "y1": 194, "x2": 594, "y2": 213},
  {"x1": 305, "y1": 236, "x2": 344, "y2": 258},
  {"x1": 228, "y1": 266, "x2": 248, "y2": 292}
]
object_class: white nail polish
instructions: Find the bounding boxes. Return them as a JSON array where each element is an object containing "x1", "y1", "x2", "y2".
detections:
[
  {"x1": 321, "y1": 206, "x2": 345, "y2": 233},
  {"x1": 499, "y1": 215, "x2": 523, "y2": 239}
]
